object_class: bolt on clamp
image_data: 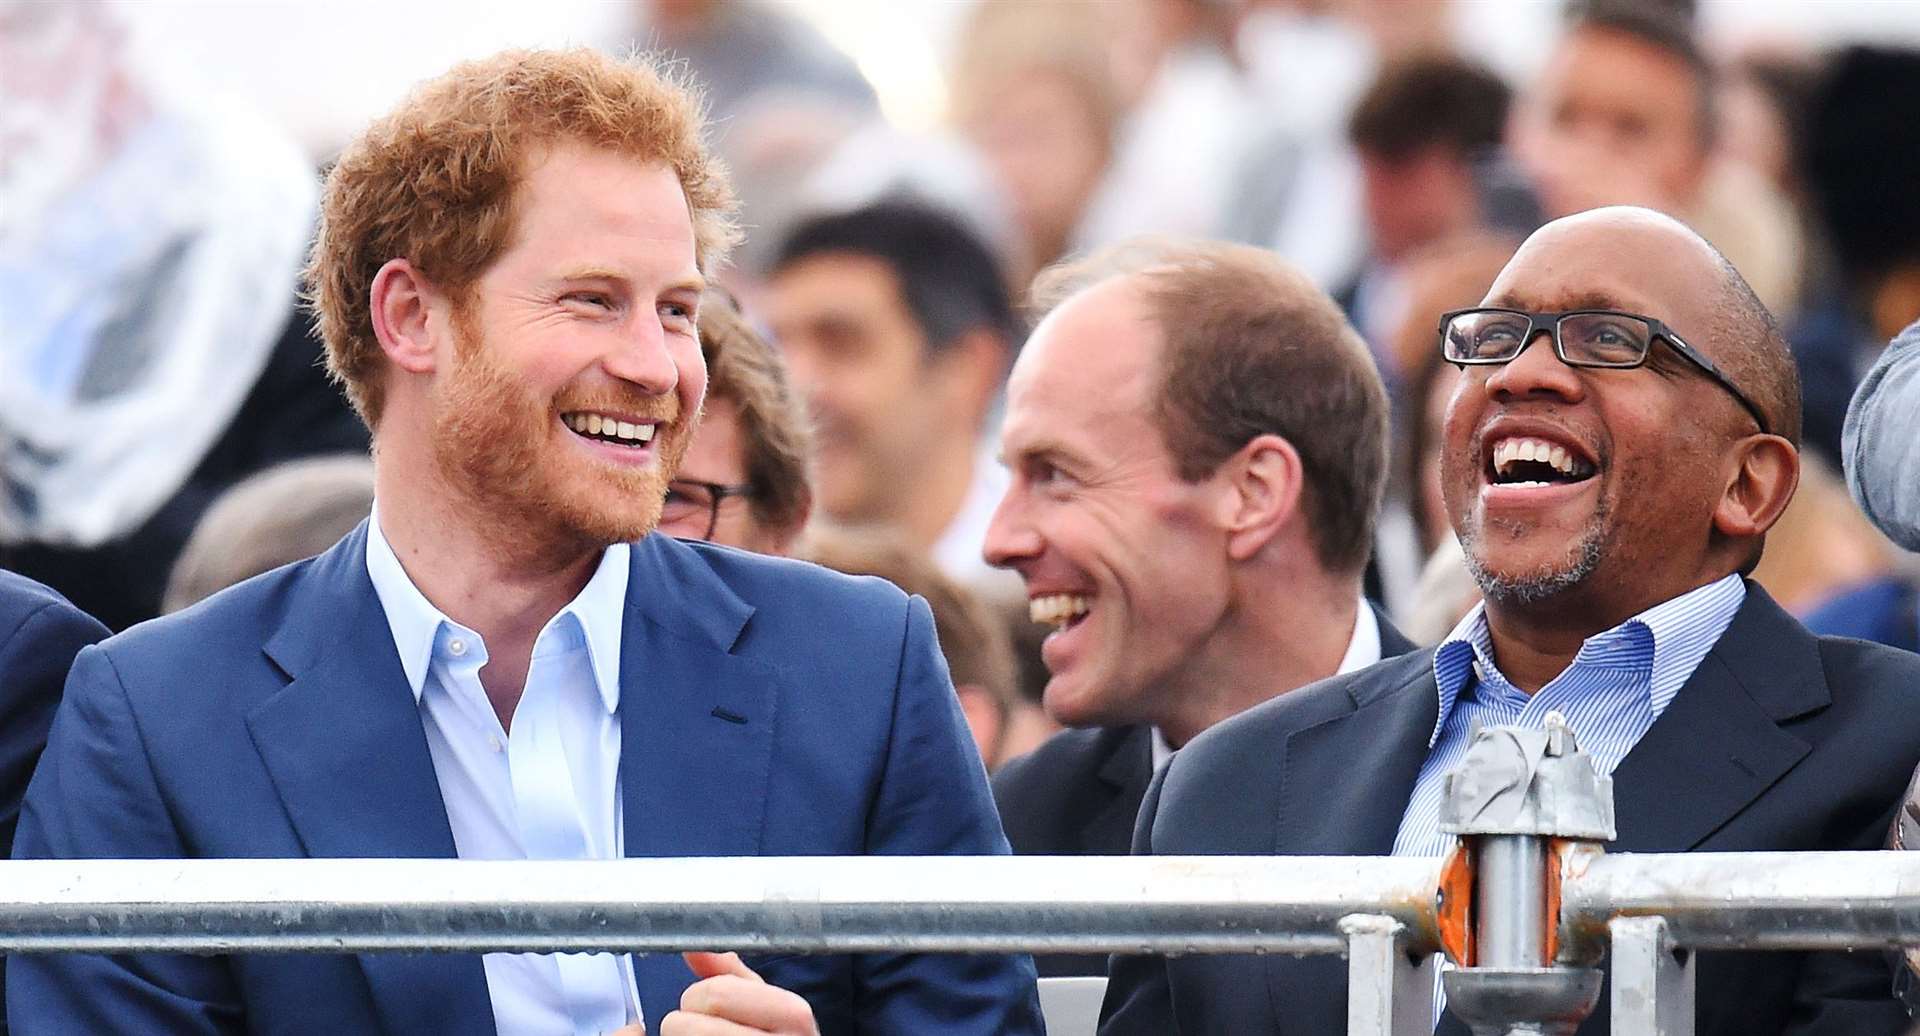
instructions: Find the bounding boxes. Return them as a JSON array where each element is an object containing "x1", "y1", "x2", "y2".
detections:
[{"x1": 1434, "y1": 712, "x2": 1616, "y2": 1036}]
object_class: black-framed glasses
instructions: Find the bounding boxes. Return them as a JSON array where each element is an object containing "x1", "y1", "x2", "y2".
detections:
[
  {"x1": 660, "y1": 478, "x2": 753, "y2": 542},
  {"x1": 1438, "y1": 308, "x2": 1771, "y2": 436}
]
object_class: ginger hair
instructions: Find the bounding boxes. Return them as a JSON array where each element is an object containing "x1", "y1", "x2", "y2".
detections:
[{"x1": 305, "y1": 48, "x2": 739, "y2": 425}]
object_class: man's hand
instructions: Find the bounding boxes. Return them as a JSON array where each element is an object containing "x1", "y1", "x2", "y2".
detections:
[{"x1": 657, "y1": 951, "x2": 821, "y2": 1035}]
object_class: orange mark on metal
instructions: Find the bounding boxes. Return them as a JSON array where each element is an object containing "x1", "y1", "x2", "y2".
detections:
[
  {"x1": 1544, "y1": 838, "x2": 1569, "y2": 963},
  {"x1": 1435, "y1": 842, "x2": 1475, "y2": 967}
]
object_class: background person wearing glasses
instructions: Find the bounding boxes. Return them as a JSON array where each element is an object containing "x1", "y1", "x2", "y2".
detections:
[
  {"x1": 1102, "y1": 207, "x2": 1920, "y2": 1035},
  {"x1": 657, "y1": 294, "x2": 814, "y2": 555}
]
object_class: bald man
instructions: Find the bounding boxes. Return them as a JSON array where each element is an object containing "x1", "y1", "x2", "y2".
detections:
[{"x1": 1102, "y1": 208, "x2": 1920, "y2": 1035}]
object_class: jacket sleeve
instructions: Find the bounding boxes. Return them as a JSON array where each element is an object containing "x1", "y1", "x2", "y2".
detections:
[
  {"x1": 8, "y1": 646, "x2": 245, "y2": 1035},
  {"x1": 0, "y1": 595, "x2": 106, "y2": 859},
  {"x1": 848, "y1": 594, "x2": 1044, "y2": 1034},
  {"x1": 1098, "y1": 762, "x2": 1178, "y2": 1034}
]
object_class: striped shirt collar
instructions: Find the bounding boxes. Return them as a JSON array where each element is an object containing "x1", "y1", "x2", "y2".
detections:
[
  {"x1": 1427, "y1": 573, "x2": 1747, "y2": 748},
  {"x1": 364, "y1": 506, "x2": 629, "y2": 713}
]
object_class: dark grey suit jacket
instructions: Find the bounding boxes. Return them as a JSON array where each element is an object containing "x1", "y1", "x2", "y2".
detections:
[
  {"x1": 993, "y1": 609, "x2": 1416, "y2": 977},
  {"x1": 1101, "y1": 585, "x2": 1920, "y2": 1034}
]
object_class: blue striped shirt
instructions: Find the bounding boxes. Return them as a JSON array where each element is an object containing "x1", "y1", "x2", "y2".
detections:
[{"x1": 1391, "y1": 573, "x2": 1747, "y2": 1021}]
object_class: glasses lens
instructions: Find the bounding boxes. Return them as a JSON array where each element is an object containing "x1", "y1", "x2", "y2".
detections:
[
  {"x1": 659, "y1": 483, "x2": 710, "y2": 526},
  {"x1": 1558, "y1": 313, "x2": 1652, "y2": 367},
  {"x1": 1445, "y1": 311, "x2": 1531, "y2": 362}
]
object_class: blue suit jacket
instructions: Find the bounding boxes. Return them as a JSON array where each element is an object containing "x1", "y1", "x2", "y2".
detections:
[{"x1": 9, "y1": 526, "x2": 1042, "y2": 1034}]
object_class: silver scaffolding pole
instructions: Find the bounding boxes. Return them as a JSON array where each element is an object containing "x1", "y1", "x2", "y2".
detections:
[{"x1": 0, "y1": 855, "x2": 1443, "y2": 957}]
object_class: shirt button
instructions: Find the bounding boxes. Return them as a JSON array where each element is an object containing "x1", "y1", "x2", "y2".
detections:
[
  {"x1": 488, "y1": 736, "x2": 503, "y2": 753},
  {"x1": 447, "y1": 638, "x2": 467, "y2": 657}
]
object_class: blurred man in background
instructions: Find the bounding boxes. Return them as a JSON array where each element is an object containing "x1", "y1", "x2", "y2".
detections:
[
  {"x1": 766, "y1": 200, "x2": 1021, "y2": 589},
  {"x1": 1340, "y1": 55, "x2": 1514, "y2": 380},
  {"x1": 657, "y1": 293, "x2": 814, "y2": 555},
  {"x1": 986, "y1": 240, "x2": 1413, "y2": 976},
  {"x1": 1512, "y1": 1, "x2": 1801, "y2": 316}
]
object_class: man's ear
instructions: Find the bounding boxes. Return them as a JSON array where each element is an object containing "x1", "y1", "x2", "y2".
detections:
[
  {"x1": 369, "y1": 258, "x2": 447, "y2": 375},
  {"x1": 1220, "y1": 433, "x2": 1303, "y2": 562},
  {"x1": 1713, "y1": 434, "x2": 1799, "y2": 542},
  {"x1": 932, "y1": 329, "x2": 1011, "y2": 423}
]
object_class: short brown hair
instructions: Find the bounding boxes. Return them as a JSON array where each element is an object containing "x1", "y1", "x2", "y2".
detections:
[
  {"x1": 1032, "y1": 240, "x2": 1389, "y2": 574},
  {"x1": 800, "y1": 527, "x2": 1017, "y2": 758},
  {"x1": 1348, "y1": 55, "x2": 1510, "y2": 162},
  {"x1": 306, "y1": 48, "x2": 739, "y2": 426},
  {"x1": 699, "y1": 293, "x2": 814, "y2": 535}
]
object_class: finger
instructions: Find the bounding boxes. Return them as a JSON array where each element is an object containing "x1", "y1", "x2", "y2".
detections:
[
  {"x1": 678, "y1": 974, "x2": 816, "y2": 1033},
  {"x1": 605, "y1": 1026, "x2": 647, "y2": 1036},
  {"x1": 657, "y1": 1010, "x2": 763, "y2": 1036},
  {"x1": 683, "y1": 950, "x2": 763, "y2": 983}
]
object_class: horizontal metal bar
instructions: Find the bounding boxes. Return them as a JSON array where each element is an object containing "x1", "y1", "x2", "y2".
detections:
[
  {"x1": 2, "y1": 851, "x2": 1914, "y2": 958},
  {"x1": 0, "y1": 856, "x2": 1442, "y2": 956},
  {"x1": 1563, "y1": 852, "x2": 1920, "y2": 951}
]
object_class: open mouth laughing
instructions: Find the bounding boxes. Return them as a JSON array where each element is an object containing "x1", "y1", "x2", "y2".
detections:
[
  {"x1": 1029, "y1": 592, "x2": 1090, "y2": 631},
  {"x1": 563, "y1": 410, "x2": 658, "y2": 447},
  {"x1": 1484, "y1": 433, "x2": 1598, "y2": 491}
]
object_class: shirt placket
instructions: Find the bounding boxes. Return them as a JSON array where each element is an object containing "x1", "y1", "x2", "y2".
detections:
[{"x1": 507, "y1": 652, "x2": 628, "y2": 1035}]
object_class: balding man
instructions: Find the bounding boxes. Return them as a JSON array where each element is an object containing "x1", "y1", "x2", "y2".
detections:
[
  {"x1": 985, "y1": 240, "x2": 1414, "y2": 976},
  {"x1": 1102, "y1": 208, "x2": 1920, "y2": 1035}
]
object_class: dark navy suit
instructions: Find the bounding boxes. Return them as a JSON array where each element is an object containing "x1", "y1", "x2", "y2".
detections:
[
  {"x1": 992, "y1": 608, "x2": 1415, "y2": 977},
  {"x1": 9, "y1": 526, "x2": 1042, "y2": 1034},
  {"x1": 1101, "y1": 585, "x2": 1920, "y2": 1035},
  {"x1": 0, "y1": 571, "x2": 107, "y2": 1032}
]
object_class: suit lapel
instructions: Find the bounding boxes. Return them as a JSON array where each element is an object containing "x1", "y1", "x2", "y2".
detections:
[
  {"x1": 1278, "y1": 658, "x2": 1439, "y2": 855},
  {"x1": 1082, "y1": 726, "x2": 1155, "y2": 854},
  {"x1": 1610, "y1": 587, "x2": 1819, "y2": 852},
  {"x1": 1265, "y1": 656, "x2": 1438, "y2": 1031},
  {"x1": 618, "y1": 538, "x2": 779, "y2": 1022},
  {"x1": 245, "y1": 523, "x2": 493, "y2": 1035}
]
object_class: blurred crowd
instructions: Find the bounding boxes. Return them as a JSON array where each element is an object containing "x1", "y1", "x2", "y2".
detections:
[{"x1": 5, "y1": 0, "x2": 1917, "y2": 754}]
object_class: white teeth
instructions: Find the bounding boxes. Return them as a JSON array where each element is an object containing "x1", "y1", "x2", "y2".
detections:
[
  {"x1": 1491, "y1": 436, "x2": 1587, "y2": 480},
  {"x1": 564, "y1": 413, "x2": 659, "y2": 444},
  {"x1": 1028, "y1": 593, "x2": 1090, "y2": 628}
]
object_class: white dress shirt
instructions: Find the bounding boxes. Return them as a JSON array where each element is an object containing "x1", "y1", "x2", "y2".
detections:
[
  {"x1": 366, "y1": 513, "x2": 639, "y2": 1035},
  {"x1": 1152, "y1": 597, "x2": 1383, "y2": 769}
]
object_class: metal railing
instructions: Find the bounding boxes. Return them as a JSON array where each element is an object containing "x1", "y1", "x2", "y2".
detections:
[
  {"x1": 2, "y1": 850, "x2": 1914, "y2": 1034},
  {"x1": 2, "y1": 721, "x2": 1913, "y2": 1035}
]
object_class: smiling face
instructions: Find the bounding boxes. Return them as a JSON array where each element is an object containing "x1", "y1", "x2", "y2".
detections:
[
  {"x1": 430, "y1": 142, "x2": 706, "y2": 551},
  {"x1": 1440, "y1": 211, "x2": 1755, "y2": 620},
  {"x1": 983, "y1": 277, "x2": 1233, "y2": 728}
]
